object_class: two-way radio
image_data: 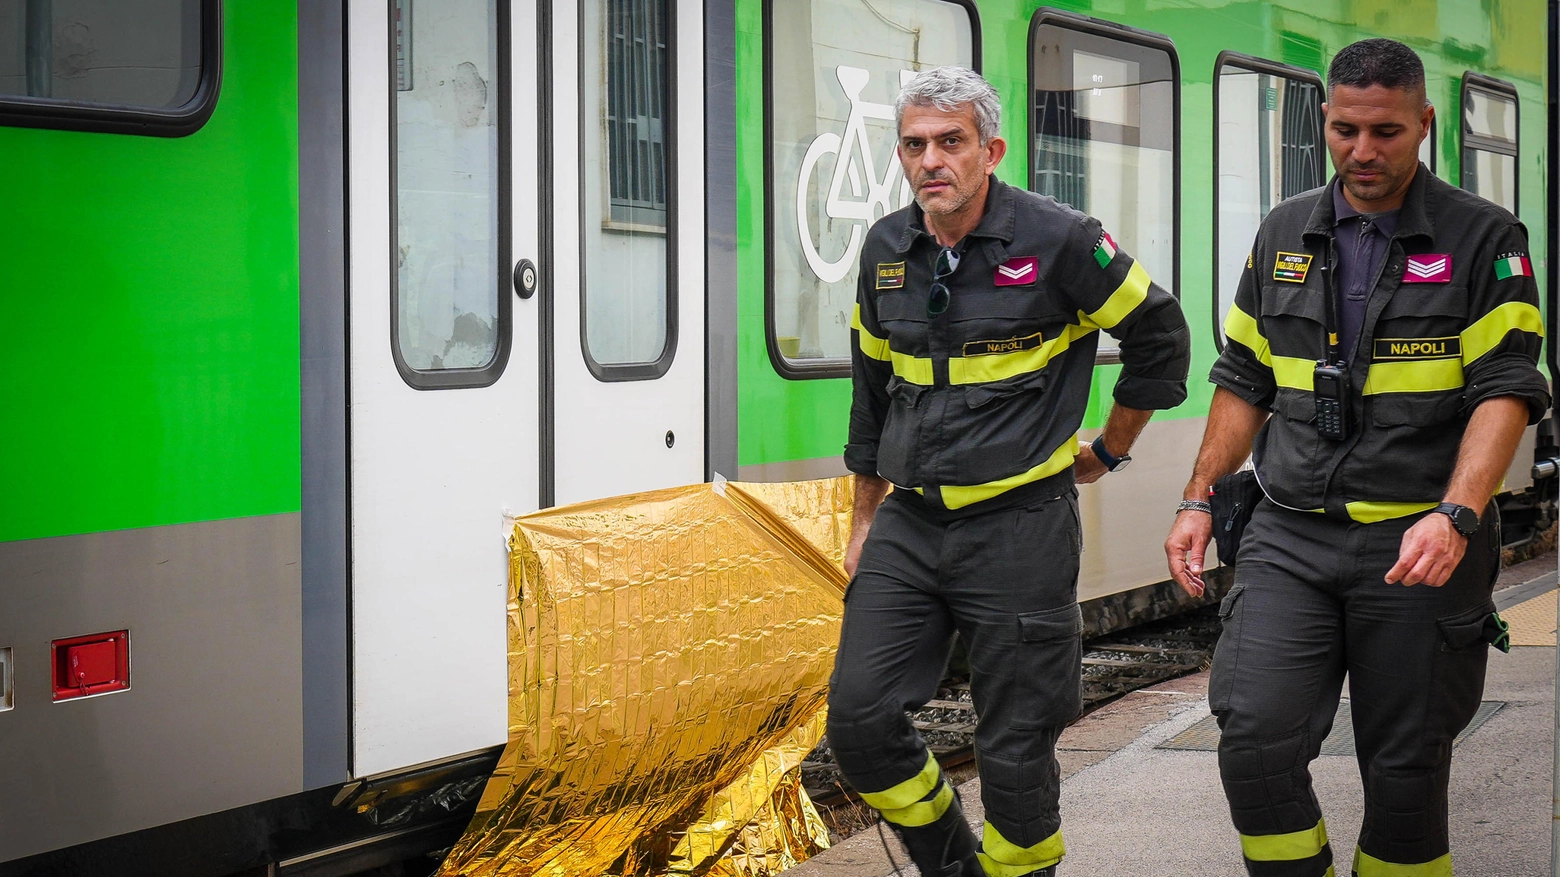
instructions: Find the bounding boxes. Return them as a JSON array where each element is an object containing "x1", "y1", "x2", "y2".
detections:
[{"x1": 1314, "y1": 244, "x2": 1352, "y2": 441}]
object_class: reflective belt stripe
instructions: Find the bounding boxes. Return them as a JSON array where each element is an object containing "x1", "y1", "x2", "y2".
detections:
[
  {"x1": 1352, "y1": 848, "x2": 1453, "y2": 877},
  {"x1": 1223, "y1": 303, "x2": 1272, "y2": 366},
  {"x1": 1361, "y1": 359, "x2": 1464, "y2": 394},
  {"x1": 1345, "y1": 501, "x2": 1440, "y2": 523},
  {"x1": 1240, "y1": 820, "x2": 1329, "y2": 862},
  {"x1": 891, "y1": 351, "x2": 936, "y2": 385},
  {"x1": 1082, "y1": 260, "x2": 1151, "y2": 330},
  {"x1": 879, "y1": 780, "x2": 954, "y2": 828},
  {"x1": 948, "y1": 324, "x2": 1095, "y2": 385},
  {"x1": 1461, "y1": 300, "x2": 1545, "y2": 364},
  {"x1": 933, "y1": 440, "x2": 1080, "y2": 510},
  {"x1": 852, "y1": 305, "x2": 891, "y2": 361},
  {"x1": 978, "y1": 823, "x2": 1066, "y2": 876},
  {"x1": 1324, "y1": 868, "x2": 1336, "y2": 877},
  {"x1": 1273, "y1": 356, "x2": 1315, "y2": 391},
  {"x1": 858, "y1": 751, "x2": 941, "y2": 813}
]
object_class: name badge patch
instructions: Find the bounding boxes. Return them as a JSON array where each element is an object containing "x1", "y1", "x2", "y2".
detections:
[
  {"x1": 1373, "y1": 337, "x2": 1462, "y2": 360},
  {"x1": 994, "y1": 256, "x2": 1039, "y2": 287},
  {"x1": 876, "y1": 262, "x2": 906, "y2": 289},
  {"x1": 963, "y1": 332, "x2": 1044, "y2": 357},
  {"x1": 1273, "y1": 252, "x2": 1313, "y2": 283},
  {"x1": 1403, "y1": 254, "x2": 1452, "y2": 283}
]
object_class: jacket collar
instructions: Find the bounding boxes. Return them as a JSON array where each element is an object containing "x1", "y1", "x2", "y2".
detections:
[
  {"x1": 1303, "y1": 162, "x2": 1435, "y2": 243},
  {"x1": 894, "y1": 175, "x2": 1017, "y2": 254}
]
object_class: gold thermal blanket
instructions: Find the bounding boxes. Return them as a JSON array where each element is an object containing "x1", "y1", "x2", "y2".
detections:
[{"x1": 437, "y1": 476, "x2": 854, "y2": 876}]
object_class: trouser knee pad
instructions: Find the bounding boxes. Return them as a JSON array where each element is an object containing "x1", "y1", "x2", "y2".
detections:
[
  {"x1": 825, "y1": 699, "x2": 928, "y2": 793},
  {"x1": 1218, "y1": 729, "x2": 1321, "y2": 835},
  {"x1": 1359, "y1": 767, "x2": 1448, "y2": 865}
]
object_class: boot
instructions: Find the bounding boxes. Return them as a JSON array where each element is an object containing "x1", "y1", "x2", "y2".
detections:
[{"x1": 888, "y1": 782, "x2": 985, "y2": 876}]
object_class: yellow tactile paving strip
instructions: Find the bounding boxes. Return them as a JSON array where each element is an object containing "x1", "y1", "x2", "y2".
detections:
[{"x1": 1504, "y1": 589, "x2": 1557, "y2": 647}]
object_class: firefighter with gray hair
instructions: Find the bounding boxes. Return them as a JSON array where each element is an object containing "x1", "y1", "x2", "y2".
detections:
[{"x1": 829, "y1": 65, "x2": 1190, "y2": 876}]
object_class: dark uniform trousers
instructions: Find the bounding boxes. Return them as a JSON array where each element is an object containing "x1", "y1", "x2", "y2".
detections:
[
  {"x1": 1211, "y1": 500, "x2": 1499, "y2": 877},
  {"x1": 827, "y1": 488, "x2": 1083, "y2": 876}
]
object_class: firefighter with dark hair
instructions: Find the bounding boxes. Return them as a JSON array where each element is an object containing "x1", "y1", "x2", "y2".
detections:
[
  {"x1": 834, "y1": 66, "x2": 1190, "y2": 877},
  {"x1": 1165, "y1": 38, "x2": 1548, "y2": 877}
]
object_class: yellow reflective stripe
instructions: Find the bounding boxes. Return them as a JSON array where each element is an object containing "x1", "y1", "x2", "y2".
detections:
[
  {"x1": 978, "y1": 823, "x2": 1065, "y2": 876},
  {"x1": 1325, "y1": 868, "x2": 1337, "y2": 877},
  {"x1": 1361, "y1": 358, "x2": 1464, "y2": 395},
  {"x1": 936, "y1": 439, "x2": 1080, "y2": 510},
  {"x1": 1273, "y1": 356, "x2": 1315, "y2": 391},
  {"x1": 880, "y1": 779, "x2": 954, "y2": 828},
  {"x1": 1240, "y1": 819, "x2": 1328, "y2": 862},
  {"x1": 948, "y1": 324, "x2": 1095, "y2": 385},
  {"x1": 1352, "y1": 848, "x2": 1452, "y2": 877},
  {"x1": 1083, "y1": 260, "x2": 1151, "y2": 330},
  {"x1": 891, "y1": 351, "x2": 935, "y2": 385},
  {"x1": 1224, "y1": 303, "x2": 1272, "y2": 366},
  {"x1": 852, "y1": 305, "x2": 891, "y2": 361},
  {"x1": 858, "y1": 751, "x2": 940, "y2": 812},
  {"x1": 1345, "y1": 501, "x2": 1440, "y2": 524},
  {"x1": 1462, "y1": 300, "x2": 1545, "y2": 364}
]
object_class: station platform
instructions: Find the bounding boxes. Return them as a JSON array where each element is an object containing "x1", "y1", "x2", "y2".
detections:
[{"x1": 789, "y1": 554, "x2": 1558, "y2": 876}]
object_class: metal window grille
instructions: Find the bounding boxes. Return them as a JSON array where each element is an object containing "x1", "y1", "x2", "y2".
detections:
[
  {"x1": 1280, "y1": 79, "x2": 1324, "y2": 199},
  {"x1": 606, "y1": 0, "x2": 668, "y2": 226}
]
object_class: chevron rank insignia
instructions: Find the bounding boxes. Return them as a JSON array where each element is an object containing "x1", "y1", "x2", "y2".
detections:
[
  {"x1": 994, "y1": 256, "x2": 1038, "y2": 287},
  {"x1": 1402, "y1": 254, "x2": 1451, "y2": 283},
  {"x1": 1494, "y1": 252, "x2": 1534, "y2": 280},
  {"x1": 1273, "y1": 252, "x2": 1312, "y2": 283}
]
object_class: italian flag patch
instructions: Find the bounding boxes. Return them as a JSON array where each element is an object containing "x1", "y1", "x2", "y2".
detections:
[
  {"x1": 1093, "y1": 231, "x2": 1118, "y2": 269},
  {"x1": 1494, "y1": 253, "x2": 1533, "y2": 280}
]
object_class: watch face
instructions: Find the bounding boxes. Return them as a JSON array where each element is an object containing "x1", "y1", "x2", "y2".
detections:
[
  {"x1": 1113, "y1": 456, "x2": 1132, "y2": 472},
  {"x1": 1453, "y1": 506, "x2": 1479, "y2": 536}
]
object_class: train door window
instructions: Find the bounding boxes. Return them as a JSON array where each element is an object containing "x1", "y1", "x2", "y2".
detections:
[
  {"x1": 1029, "y1": 11, "x2": 1177, "y2": 361},
  {"x1": 0, "y1": 0, "x2": 218, "y2": 135},
  {"x1": 580, "y1": 0, "x2": 675, "y2": 377},
  {"x1": 390, "y1": 0, "x2": 511, "y2": 389},
  {"x1": 766, "y1": 0, "x2": 978, "y2": 378},
  {"x1": 1212, "y1": 54, "x2": 1324, "y2": 347},
  {"x1": 1460, "y1": 73, "x2": 1518, "y2": 212}
]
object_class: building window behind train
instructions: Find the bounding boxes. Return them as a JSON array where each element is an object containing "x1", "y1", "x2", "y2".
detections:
[
  {"x1": 582, "y1": 0, "x2": 676, "y2": 375},
  {"x1": 1460, "y1": 73, "x2": 1518, "y2": 213},
  {"x1": 1029, "y1": 11, "x2": 1178, "y2": 361},
  {"x1": 766, "y1": 0, "x2": 978, "y2": 378},
  {"x1": 1212, "y1": 54, "x2": 1324, "y2": 348},
  {"x1": 0, "y1": 0, "x2": 219, "y2": 136},
  {"x1": 391, "y1": 0, "x2": 512, "y2": 389}
]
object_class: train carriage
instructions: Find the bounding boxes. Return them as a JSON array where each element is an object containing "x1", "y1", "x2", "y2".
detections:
[{"x1": 0, "y1": 0, "x2": 1552, "y2": 873}]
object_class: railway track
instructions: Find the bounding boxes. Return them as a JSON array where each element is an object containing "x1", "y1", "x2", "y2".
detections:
[{"x1": 802, "y1": 605, "x2": 1223, "y2": 809}]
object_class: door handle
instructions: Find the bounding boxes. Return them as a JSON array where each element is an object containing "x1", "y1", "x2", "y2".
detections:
[{"x1": 513, "y1": 258, "x2": 538, "y2": 299}]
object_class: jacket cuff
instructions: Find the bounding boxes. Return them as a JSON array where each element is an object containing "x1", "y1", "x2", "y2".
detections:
[
  {"x1": 1111, "y1": 375, "x2": 1188, "y2": 411},
  {"x1": 843, "y1": 443, "x2": 880, "y2": 477},
  {"x1": 1463, "y1": 363, "x2": 1553, "y2": 424},
  {"x1": 1209, "y1": 358, "x2": 1275, "y2": 410}
]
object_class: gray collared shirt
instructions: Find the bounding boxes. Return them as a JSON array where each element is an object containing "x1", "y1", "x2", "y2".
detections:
[{"x1": 1332, "y1": 185, "x2": 1400, "y2": 360}]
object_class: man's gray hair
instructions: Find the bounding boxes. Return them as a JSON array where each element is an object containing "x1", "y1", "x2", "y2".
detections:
[{"x1": 895, "y1": 66, "x2": 1002, "y2": 143}]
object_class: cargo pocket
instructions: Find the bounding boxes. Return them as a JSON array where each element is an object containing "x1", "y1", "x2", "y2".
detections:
[
  {"x1": 1206, "y1": 584, "x2": 1247, "y2": 714},
  {"x1": 1431, "y1": 602, "x2": 1497, "y2": 734},
  {"x1": 875, "y1": 377, "x2": 928, "y2": 480},
  {"x1": 1009, "y1": 603, "x2": 1085, "y2": 729}
]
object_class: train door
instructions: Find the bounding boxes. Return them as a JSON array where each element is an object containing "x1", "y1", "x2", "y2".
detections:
[
  {"x1": 545, "y1": 0, "x2": 706, "y2": 505},
  {"x1": 346, "y1": 0, "x2": 540, "y2": 775}
]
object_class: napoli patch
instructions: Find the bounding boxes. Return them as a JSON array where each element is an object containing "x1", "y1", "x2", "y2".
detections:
[
  {"x1": 875, "y1": 262, "x2": 906, "y2": 289},
  {"x1": 1273, "y1": 252, "x2": 1312, "y2": 283},
  {"x1": 1373, "y1": 337, "x2": 1461, "y2": 360},
  {"x1": 963, "y1": 332, "x2": 1043, "y2": 357},
  {"x1": 1403, "y1": 254, "x2": 1452, "y2": 283},
  {"x1": 994, "y1": 257, "x2": 1038, "y2": 287}
]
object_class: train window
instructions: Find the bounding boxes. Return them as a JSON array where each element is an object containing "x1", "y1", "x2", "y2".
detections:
[
  {"x1": 765, "y1": 0, "x2": 978, "y2": 379},
  {"x1": 390, "y1": 0, "x2": 512, "y2": 389},
  {"x1": 1212, "y1": 54, "x2": 1324, "y2": 348},
  {"x1": 0, "y1": 0, "x2": 219, "y2": 136},
  {"x1": 581, "y1": 0, "x2": 676, "y2": 378},
  {"x1": 1460, "y1": 73, "x2": 1518, "y2": 213},
  {"x1": 1029, "y1": 11, "x2": 1178, "y2": 362}
]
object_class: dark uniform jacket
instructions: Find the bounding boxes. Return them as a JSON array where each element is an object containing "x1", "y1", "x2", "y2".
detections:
[
  {"x1": 846, "y1": 177, "x2": 1191, "y2": 512},
  {"x1": 1211, "y1": 165, "x2": 1551, "y2": 522}
]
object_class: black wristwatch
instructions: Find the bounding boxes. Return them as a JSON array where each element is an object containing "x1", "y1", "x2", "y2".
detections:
[
  {"x1": 1090, "y1": 435, "x2": 1131, "y2": 472},
  {"x1": 1432, "y1": 502, "x2": 1480, "y2": 538}
]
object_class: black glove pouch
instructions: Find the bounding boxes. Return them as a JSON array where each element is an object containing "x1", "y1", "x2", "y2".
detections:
[{"x1": 1210, "y1": 470, "x2": 1264, "y2": 567}]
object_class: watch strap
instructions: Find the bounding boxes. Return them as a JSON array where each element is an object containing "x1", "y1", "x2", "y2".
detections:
[
  {"x1": 1432, "y1": 502, "x2": 1480, "y2": 537},
  {"x1": 1090, "y1": 435, "x2": 1128, "y2": 471}
]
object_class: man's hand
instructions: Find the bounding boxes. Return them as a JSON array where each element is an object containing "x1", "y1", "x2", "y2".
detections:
[
  {"x1": 844, "y1": 526, "x2": 870, "y2": 579},
  {"x1": 1384, "y1": 513, "x2": 1467, "y2": 587},
  {"x1": 1074, "y1": 443, "x2": 1108, "y2": 484},
  {"x1": 1165, "y1": 510, "x2": 1214, "y2": 597},
  {"x1": 844, "y1": 474, "x2": 891, "y2": 579}
]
